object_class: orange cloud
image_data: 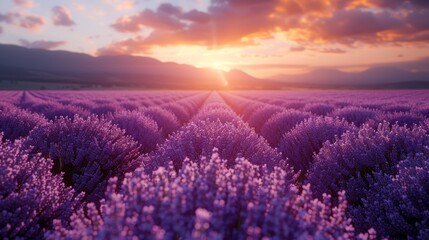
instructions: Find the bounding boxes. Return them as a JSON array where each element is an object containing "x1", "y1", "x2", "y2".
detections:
[
  {"x1": 101, "y1": 0, "x2": 429, "y2": 55},
  {"x1": 13, "y1": 0, "x2": 33, "y2": 8},
  {"x1": 97, "y1": 36, "x2": 152, "y2": 56}
]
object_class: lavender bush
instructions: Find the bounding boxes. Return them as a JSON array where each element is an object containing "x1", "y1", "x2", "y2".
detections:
[
  {"x1": 0, "y1": 134, "x2": 81, "y2": 239},
  {"x1": 142, "y1": 107, "x2": 181, "y2": 137},
  {"x1": 304, "y1": 103, "x2": 335, "y2": 116},
  {"x1": 330, "y1": 106, "x2": 378, "y2": 127},
  {"x1": 246, "y1": 105, "x2": 283, "y2": 133},
  {"x1": 48, "y1": 150, "x2": 372, "y2": 239},
  {"x1": 307, "y1": 122, "x2": 429, "y2": 205},
  {"x1": 25, "y1": 101, "x2": 90, "y2": 120},
  {"x1": 0, "y1": 106, "x2": 47, "y2": 141},
  {"x1": 382, "y1": 111, "x2": 425, "y2": 127},
  {"x1": 148, "y1": 119, "x2": 283, "y2": 172},
  {"x1": 1, "y1": 90, "x2": 428, "y2": 239},
  {"x1": 278, "y1": 116, "x2": 355, "y2": 179},
  {"x1": 261, "y1": 109, "x2": 312, "y2": 147},
  {"x1": 192, "y1": 102, "x2": 241, "y2": 125},
  {"x1": 110, "y1": 110, "x2": 163, "y2": 153},
  {"x1": 26, "y1": 116, "x2": 143, "y2": 202},
  {"x1": 350, "y1": 154, "x2": 429, "y2": 238}
]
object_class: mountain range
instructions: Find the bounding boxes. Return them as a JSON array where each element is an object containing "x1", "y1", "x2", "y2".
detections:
[
  {"x1": 272, "y1": 67, "x2": 429, "y2": 89},
  {"x1": 0, "y1": 44, "x2": 428, "y2": 90}
]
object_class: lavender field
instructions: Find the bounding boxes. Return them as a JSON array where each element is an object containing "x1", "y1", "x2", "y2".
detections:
[{"x1": 1, "y1": 90, "x2": 429, "y2": 239}]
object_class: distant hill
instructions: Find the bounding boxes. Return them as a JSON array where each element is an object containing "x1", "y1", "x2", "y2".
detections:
[
  {"x1": 1, "y1": 44, "x2": 428, "y2": 89},
  {"x1": 271, "y1": 66, "x2": 429, "y2": 89},
  {"x1": 0, "y1": 44, "x2": 260, "y2": 90}
]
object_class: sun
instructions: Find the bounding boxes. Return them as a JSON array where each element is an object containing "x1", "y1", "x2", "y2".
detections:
[{"x1": 209, "y1": 62, "x2": 231, "y2": 72}]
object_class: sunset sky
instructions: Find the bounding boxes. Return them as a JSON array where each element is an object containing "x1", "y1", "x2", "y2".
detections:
[{"x1": 1, "y1": 0, "x2": 428, "y2": 77}]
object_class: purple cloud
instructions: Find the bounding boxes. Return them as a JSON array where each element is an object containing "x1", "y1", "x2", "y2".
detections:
[
  {"x1": 0, "y1": 12, "x2": 18, "y2": 24},
  {"x1": 0, "y1": 12, "x2": 44, "y2": 31},
  {"x1": 52, "y1": 6, "x2": 75, "y2": 26},
  {"x1": 19, "y1": 39, "x2": 66, "y2": 49},
  {"x1": 19, "y1": 15, "x2": 44, "y2": 31}
]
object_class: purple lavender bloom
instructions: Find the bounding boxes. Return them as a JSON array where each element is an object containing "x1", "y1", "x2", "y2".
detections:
[
  {"x1": 142, "y1": 107, "x2": 181, "y2": 137},
  {"x1": 26, "y1": 116, "x2": 143, "y2": 202},
  {"x1": 48, "y1": 151, "x2": 368, "y2": 239},
  {"x1": 0, "y1": 134, "x2": 81, "y2": 239},
  {"x1": 110, "y1": 110, "x2": 163, "y2": 153},
  {"x1": 304, "y1": 103, "x2": 335, "y2": 116},
  {"x1": 307, "y1": 122, "x2": 429, "y2": 205},
  {"x1": 192, "y1": 102, "x2": 241, "y2": 125},
  {"x1": 148, "y1": 119, "x2": 282, "y2": 172},
  {"x1": 163, "y1": 103, "x2": 192, "y2": 124},
  {"x1": 382, "y1": 111, "x2": 425, "y2": 127},
  {"x1": 261, "y1": 109, "x2": 313, "y2": 147},
  {"x1": 246, "y1": 105, "x2": 284, "y2": 133},
  {"x1": 350, "y1": 154, "x2": 429, "y2": 239},
  {"x1": 278, "y1": 116, "x2": 355, "y2": 179},
  {"x1": 91, "y1": 103, "x2": 119, "y2": 116},
  {"x1": 28, "y1": 102, "x2": 90, "y2": 120},
  {"x1": 330, "y1": 106, "x2": 378, "y2": 127},
  {"x1": 0, "y1": 106, "x2": 47, "y2": 141}
]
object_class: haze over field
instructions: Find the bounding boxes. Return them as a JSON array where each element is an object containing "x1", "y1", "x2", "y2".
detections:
[{"x1": 1, "y1": 0, "x2": 429, "y2": 89}]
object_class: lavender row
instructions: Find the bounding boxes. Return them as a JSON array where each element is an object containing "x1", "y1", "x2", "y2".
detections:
[
  {"x1": 222, "y1": 91, "x2": 429, "y2": 238},
  {"x1": 1, "y1": 90, "x2": 429, "y2": 239}
]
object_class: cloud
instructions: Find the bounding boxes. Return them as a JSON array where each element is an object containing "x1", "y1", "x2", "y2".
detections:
[
  {"x1": 0, "y1": 26, "x2": 2, "y2": 34},
  {"x1": 19, "y1": 39, "x2": 66, "y2": 49},
  {"x1": 52, "y1": 6, "x2": 75, "y2": 26},
  {"x1": 13, "y1": 0, "x2": 33, "y2": 7},
  {"x1": 290, "y1": 46, "x2": 306, "y2": 52},
  {"x1": 316, "y1": 9, "x2": 402, "y2": 39},
  {"x1": 102, "y1": 0, "x2": 429, "y2": 54},
  {"x1": 234, "y1": 63, "x2": 308, "y2": 70},
  {"x1": 103, "y1": 0, "x2": 135, "y2": 11},
  {"x1": 111, "y1": 3, "x2": 186, "y2": 33},
  {"x1": 97, "y1": 36, "x2": 152, "y2": 56},
  {"x1": 105, "y1": 1, "x2": 279, "y2": 54},
  {"x1": 318, "y1": 47, "x2": 347, "y2": 54},
  {"x1": 73, "y1": 3, "x2": 85, "y2": 12},
  {"x1": 19, "y1": 15, "x2": 44, "y2": 31},
  {"x1": 0, "y1": 12, "x2": 44, "y2": 31},
  {"x1": 111, "y1": 16, "x2": 143, "y2": 32},
  {"x1": 406, "y1": 9, "x2": 429, "y2": 31},
  {"x1": 0, "y1": 12, "x2": 16, "y2": 24}
]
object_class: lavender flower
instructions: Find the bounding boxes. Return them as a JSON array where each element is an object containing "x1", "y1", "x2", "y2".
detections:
[
  {"x1": 246, "y1": 105, "x2": 283, "y2": 133},
  {"x1": 48, "y1": 150, "x2": 368, "y2": 239},
  {"x1": 142, "y1": 107, "x2": 181, "y2": 137},
  {"x1": 0, "y1": 134, "x2": 81, "y2": 239},
  {"x1": 304, "y1": 103, "x2": 335, "y2": 116},
  {"x1": 350, "y1": 154, "x2": 429, "y2": 238},
  {"x1": 307, "y1": 122, "x2": 429, "y2": 205},
  {"x1": 148, "y1": 119, "x2": 282, "y2": 172},
  {"x1": 330, "y1": 106, "x2": 378, "y2": 127},
  {"x1": 26, "y1": 116, "x2": 143, "y2": 202},
  {"x1": 110, "y1": 110, "x2": 163, "y2": 153},
  {"x1": 0, "y1": 106, "x2": 47, "y2": 141},
  {"x1": 261, "y1": 109, "x2": 312, "y2": 147},
  {"x1": 278, "y1": 116, "x2": 355, "y2": 179}
]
